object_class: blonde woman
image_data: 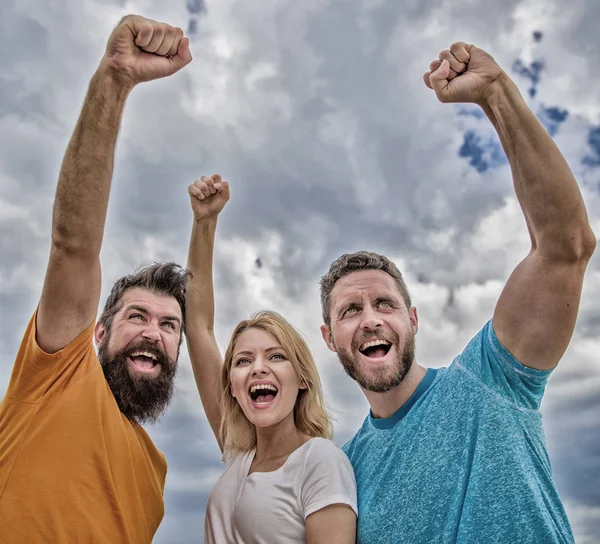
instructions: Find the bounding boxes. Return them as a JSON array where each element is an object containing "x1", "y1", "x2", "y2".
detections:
[{"x1": 186, "y1": 174, "x2": 357, "y2": 543}]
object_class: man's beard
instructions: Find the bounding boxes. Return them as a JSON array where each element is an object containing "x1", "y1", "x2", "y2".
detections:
[
  {"x1": 98, "y1": 332, "x2": 177, "y2": 424},
  {"x1": 335, "y1": 330, "x2": 415, "y2": 393}
]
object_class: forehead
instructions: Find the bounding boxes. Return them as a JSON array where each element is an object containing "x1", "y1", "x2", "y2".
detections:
[
  {"x1": 331, "y1": 269, "x2": 402, "y2": 305},
  {"x1": 119, "y1": 287, "x2": 182, "y2": 318},
  {"x1": 234, "y1": 328, "x2": 279, "y2": 353}
]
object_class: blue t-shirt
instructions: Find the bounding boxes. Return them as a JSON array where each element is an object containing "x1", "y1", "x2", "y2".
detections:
[{"x1": 343, "y1": 320, "x2": 573, "y2": 544}]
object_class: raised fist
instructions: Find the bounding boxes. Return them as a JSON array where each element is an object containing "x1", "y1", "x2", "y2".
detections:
[
  {"x1": 423, "y1": 43, "x2": 509, "y2": 105},
  {"x1": 100, "y1": 15, "x2": 192, "y2": 86},
  {"x1": 188, "y1": 174, "x2": 231, "y2": 221}
]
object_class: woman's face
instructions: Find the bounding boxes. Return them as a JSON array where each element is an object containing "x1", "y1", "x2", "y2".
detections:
[{"x1": 230, "y1": 328, "x2": 306, "y2": 429}]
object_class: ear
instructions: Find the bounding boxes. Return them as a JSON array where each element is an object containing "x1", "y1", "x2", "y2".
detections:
[
  {"x1": 94, "y1": 321, "x2": 107, "y2": 348},
  {"x1": 320, "y1": 324, "x2": 336, "y2": 353},
  {"x1": 409, "y1": 306, "x2": 419, "y2": 335},
  {"x1": 299, "y1": 379, "x2": 308, "y2": 390}
]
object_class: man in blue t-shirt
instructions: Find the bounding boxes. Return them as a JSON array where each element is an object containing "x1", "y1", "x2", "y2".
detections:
[{"x1": 319, "y1": 42, "x2": 595, "y2": 543}]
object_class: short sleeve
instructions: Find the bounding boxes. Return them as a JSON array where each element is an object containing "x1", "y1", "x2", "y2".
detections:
[
  {"x1": 6, "y1": 311, "x2": 97, "y2": 403},
  {"x1": 453, "y1": 320, "x2": 551, "y2": 410},
  {"x1": 301, "y1": 439, "x2": 358, "y2": 519}
]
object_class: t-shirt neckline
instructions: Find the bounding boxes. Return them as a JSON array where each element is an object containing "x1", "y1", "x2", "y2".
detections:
[
  {"x1": 369, "y1": 367, "x2": 438, "y2": 430},
  {"x1": 245, "y1": 436, "x2": 319, "y2": 478}
]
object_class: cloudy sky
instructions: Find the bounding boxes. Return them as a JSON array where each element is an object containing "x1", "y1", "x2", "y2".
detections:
[{"x1": 1, "y1": 0, "x2": 599, "y2": 541}]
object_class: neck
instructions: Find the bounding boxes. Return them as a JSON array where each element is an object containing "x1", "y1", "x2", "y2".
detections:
[
  {"x1": 254, "y1": 413, "x2": 308, "y2": 461},
  {"x1": 363, "y1": 362, "x2": 428, "y2": 419}
]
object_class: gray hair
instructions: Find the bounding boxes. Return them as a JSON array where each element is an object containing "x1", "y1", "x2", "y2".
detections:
[{"x1": 320, "y1": 251, "x2": 411, "y2": 325}]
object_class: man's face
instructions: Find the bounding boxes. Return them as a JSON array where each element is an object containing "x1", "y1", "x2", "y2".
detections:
[
  {"x1": 321, "y1": 270, "x2": 418, "y2": 393},
  {"x1": 95, "y1": 287, "x2": 183, "y2": 423}
]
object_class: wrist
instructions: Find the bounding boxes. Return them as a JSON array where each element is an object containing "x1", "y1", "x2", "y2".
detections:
[
  {"x1": 193, "y1": 215, "x2": 219, "y2": 227},
  {"x1": 479, "y1": 72, "x2": 521, "y2": 110},
  {"x1": 94, "y1": 60, "x2": 137, "y2": 97}
]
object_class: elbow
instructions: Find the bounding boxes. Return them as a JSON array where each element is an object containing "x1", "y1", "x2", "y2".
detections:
[
  {"x1": 580, "y1": 225, "x2": 597, "y2": 261},
  {"x1": 50, "y1": 228, "x2": 99, "y2": 259},
  {"x1": 541, "y1": 224, "x2": 597, "y2": 264}
]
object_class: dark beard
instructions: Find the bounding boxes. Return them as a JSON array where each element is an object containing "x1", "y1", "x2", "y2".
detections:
[
  {"x1": 98, "y1": 334, "x2": 177, "y2": 424},
  {"x1": 336, "y1": 330, "x2": 415, "y2": 393}
]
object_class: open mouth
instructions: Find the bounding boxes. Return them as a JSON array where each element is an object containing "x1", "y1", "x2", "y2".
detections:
[
  {"x1": 248, "y1": 383, "x2": 279, "y2": 407},
  {"x1": 128, "y1": 351, "x2": 160, "y2": 373},
  {"x1": 359, "y1": 339, "x2": 392, "y2": 360}
]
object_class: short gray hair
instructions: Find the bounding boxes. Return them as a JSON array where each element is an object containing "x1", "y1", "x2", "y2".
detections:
[{"x1": 319, "y1": 251, "x2": 411, "y2": 325}]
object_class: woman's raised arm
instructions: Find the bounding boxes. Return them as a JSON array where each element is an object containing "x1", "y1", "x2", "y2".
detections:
[{"x1": 185, "y1": 174, "x2": 230, "y2": 451}]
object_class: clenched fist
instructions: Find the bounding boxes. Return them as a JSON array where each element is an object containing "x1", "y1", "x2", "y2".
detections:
[
  {"x1": 189, "y1": 174, "x2": 231, "y2": 221},
  {"x1": 100, "y1": 15, "x2": 192, "y2": 86},
  {"x1": 423, "y1": 43, "x2": 510, "y2": 105}
]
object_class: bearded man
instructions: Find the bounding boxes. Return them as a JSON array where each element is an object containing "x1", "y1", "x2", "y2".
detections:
[
  {"x1": 320, "y1": 43, "x2": 595, "y2": 544},
  {"x1": 0, "y1": 15, "x2": 192, "y2": 543}
]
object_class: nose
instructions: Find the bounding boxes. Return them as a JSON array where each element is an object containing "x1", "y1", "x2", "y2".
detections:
[
  {"x1": 360, "y1": 305, "x2": 383, "y2": 332},
  {"x1": 250, "y1": 356, "x2": 269, "y2": 376},
  {"x1": 141, "y1": 321, "x2": 161, "y2": 343}
]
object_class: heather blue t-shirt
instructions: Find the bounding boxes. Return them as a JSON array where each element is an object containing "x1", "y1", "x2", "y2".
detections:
[{"x1": 343, "y1": 320, "x2": 573, "y2": 544}]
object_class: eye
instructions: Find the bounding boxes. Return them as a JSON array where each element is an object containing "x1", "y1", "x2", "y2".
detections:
[
  {"x1": 235, "y1": 358, "x2": 251, "y2": 366},
  {"x1": 130, "y1": 313, "x2": 145, "y2": 321},
  {"x1": 270, "y1": 353, "x2": 286, "y2": 361},
  {"x1": 343, "y1": 306, "x2": 359, "y2": 317},
  {"x1": 378, "y1": 301, "x2": 393, "y2": 309},
  {"x1": 162, "y1": 321, "x2": 176, "y2": 330}
]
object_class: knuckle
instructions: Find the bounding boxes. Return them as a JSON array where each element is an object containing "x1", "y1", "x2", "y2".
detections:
[{"x1": 119, "y1": 14, "x2": 135, "y2": 25}]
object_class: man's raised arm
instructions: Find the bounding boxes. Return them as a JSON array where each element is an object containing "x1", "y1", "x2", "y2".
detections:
[
  {"x1": 37, "y1": 15, "x2": 192, "y2": 353},
  {"x1": 424, "y1": 43, "x2": 596, "y2": 371}
]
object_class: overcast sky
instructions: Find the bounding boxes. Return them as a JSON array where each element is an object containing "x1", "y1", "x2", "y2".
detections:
[{"x1": 1, "y1": 0, "x2": 599, "y2": 542}]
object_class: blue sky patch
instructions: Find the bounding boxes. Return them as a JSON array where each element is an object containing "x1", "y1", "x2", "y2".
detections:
[
  {"x1": 538, "y1": 106, "x2": 569, "y2": 137},
  {"x1": 583, "y1": 126, "x2": 600, "y2": 167},
  {"x1": 512, "y1": 58, "x2": 545, "y2": 98},
  {"x1": 458, "y1": 130, "x2": 508, "y2": 173}
]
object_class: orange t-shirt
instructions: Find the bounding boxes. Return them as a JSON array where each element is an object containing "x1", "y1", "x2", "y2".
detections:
[{"x1": 0, "y1": 313, "x2": 167, "y2": 543}]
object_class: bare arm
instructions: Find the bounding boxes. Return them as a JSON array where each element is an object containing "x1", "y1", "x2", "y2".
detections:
[
  {"x1": 305, "y1": 504, "x2": 357, "y2": 544},
  {"x1": 483, "y1": 77, "x2": 595, "y2": 370},
  {"x1": 37, "y1": 71, "x2": 131, "y2": 353},
  {"x1": 36, "y1": 15, "x2": 192, "y2": 354},
  {"x1": 186, "y1": 175, "x2": 230, "y2": 450},
  {"x1": 425, "y1": 44, "x2": 596, "y2": 370}
]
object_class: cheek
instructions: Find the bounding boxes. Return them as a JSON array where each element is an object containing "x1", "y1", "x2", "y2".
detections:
[
  {"x1": 229, "y1": 371, "x2": 244, "y2": 399},
  {"x1": 280, "y1": 365, "x2": 302, "y2": 391}
]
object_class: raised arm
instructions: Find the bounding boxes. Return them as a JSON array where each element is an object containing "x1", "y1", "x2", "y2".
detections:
[
  {"x1": 424, "y1": 43, "x2": 596, "y2": 370},
  {"x1": 186, "y1": 174, "x2": 230, "y2": 450},
  {"x1": 37, "y1": 15, "x2": 192, "y2": 353}
]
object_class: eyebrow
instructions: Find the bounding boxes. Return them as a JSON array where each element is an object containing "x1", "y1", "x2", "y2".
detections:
[
  {"x1": 125, "y1": 304, "x2": 182, "y2": 325},
  {"x1": 234, "y1": 346, "x2": 284, "y2": 357}
]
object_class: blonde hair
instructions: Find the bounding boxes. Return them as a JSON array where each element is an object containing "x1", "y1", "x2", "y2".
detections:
[{"x1": 219, "y1": 311, "x2": 332, "y2": 455}]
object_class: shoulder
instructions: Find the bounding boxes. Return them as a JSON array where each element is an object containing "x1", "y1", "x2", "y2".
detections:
[
  {"x1": 302, "y1": 437, "x2": 348, "y2": 460},
  {"x1": 299, "y1": 438, "x2": 354, "y2": 476},
  {"x1": 7, "y1": 311, "x2": 97, "y2": 402},
  {"x1": 298, "y1": 438, "x2": 358, "y2": 516}
]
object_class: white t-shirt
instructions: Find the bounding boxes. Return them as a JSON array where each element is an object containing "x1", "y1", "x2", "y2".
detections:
[{"x1": 204, "y1": 437, "x2": 357, "y2": 544}]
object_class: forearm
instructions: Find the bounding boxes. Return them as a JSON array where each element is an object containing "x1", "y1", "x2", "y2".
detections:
[
  {"x1": 52, "y1": 68, "x2": 133, "y2": 256},
  {"x1": 482, "y1": 77, "x2": 595, "y2": 259},
  {"x1": 186, "y1": 217, "x2": 218, "y2": 331}
]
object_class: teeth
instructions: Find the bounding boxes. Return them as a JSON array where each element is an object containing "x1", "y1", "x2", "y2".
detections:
[
  {"x1": 130, "y1": 351, "x2": 157, "y2": 361},
  {"x1": 249, "y1": 384, "x2": 278, "y2": 394},
  {"x1": 360, "y1": 340, "x2": 391, "y2": 351}
]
